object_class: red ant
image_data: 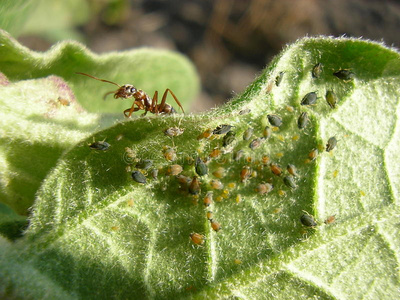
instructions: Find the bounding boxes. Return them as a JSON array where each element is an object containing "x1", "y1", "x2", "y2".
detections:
[{"x1": 76, "y1": 72, "x2": 184, "y2": 117}]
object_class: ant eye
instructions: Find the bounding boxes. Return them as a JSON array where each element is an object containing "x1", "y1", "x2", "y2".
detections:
[{"x1": 130, "y1": 87, "x2": 136, "y2": 93}]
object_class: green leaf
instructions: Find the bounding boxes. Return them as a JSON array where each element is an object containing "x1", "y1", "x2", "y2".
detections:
[
  {"x1": 0, "y1": 73, "x2": 100, "y2": 215},
  {"x1": 0, "y1": 29, "x2": 200, "y2": 113},
  {"x1": 0, "y1": 0, "x2": 89, "y2": 41},
  {"x1": 7, "y1": 37, "x2": 400, "y2": 299},
  {"x1": 0, "y1": 203, "x2": 28, "y2": 240}
]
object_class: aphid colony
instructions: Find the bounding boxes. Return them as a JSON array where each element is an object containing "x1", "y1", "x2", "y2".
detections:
[{"x1": 89, "y1": 60, "x2": 346, "y2": 247}]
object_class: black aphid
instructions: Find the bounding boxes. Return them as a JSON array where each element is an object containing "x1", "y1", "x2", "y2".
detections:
[
  {"x1": 267, "y1": 114, "x2": 282, "y2": 127},
  {"x1": 283, "y1": 175, "x2": 297, "y2": 189},
  {"x1": 326, "y1": 137, "x2": 337, "y2": 152},
  {"x1": 275, "y1": 71, "x2": 285, "y2": 86},
  {"x1": 249, "y1": 137, "x2": 265, "y2": 150},
  {"x1": 213, "y1": 124, "x2": 233, "y2": 135},
  {"x1": 300, "y1": 214, "x2": 317, "y2": 227},
  {"x1": 301, "y1": 92, "x2": 317, "y2": 106},
  {"x1": 131, "y1": 171, "x2": 147, "y2": 184},
  {"x1": 222, "y1": 131, "x2": 236, "y2": 147},
  {"x1": 233, "y1": 149, "x2": 244, "y2": 161},
  {"x1": 243, "y1": 128, "x2": 254, "y2": 141},
  {"x1": 135, "y1": 159, "x2": 153, "y2": 170},
  {"x1": 312, "y1": 63, "x2": 323, "y2": 78},
  {"x1": 333, "y1": 69, "x2": 354, "y2": 81},
  {"x1": 89, "y1": 141, "x2": 110, "y2": 151},
  {"x1": 297, "y1": 112, "x2": 309, "y2": 129},
  {"x1": 195, "y1": 157, "x2": 208, "y2": 176}
]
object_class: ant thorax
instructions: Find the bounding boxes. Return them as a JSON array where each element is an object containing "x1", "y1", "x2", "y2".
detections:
[{"x1": 114, "y1": 84, "x2": 137, "y2": 99}]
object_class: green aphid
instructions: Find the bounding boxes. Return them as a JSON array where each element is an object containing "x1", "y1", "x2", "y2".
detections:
[
  {"x1": 297, "y1": 112, "x2": 309, "y2": 129},
  {"x1": 263, "y1": 126, "x2": 272, "y2": 138},
  {"x1": 301, "y1": 92, "x2": 317, "y2": 106},
  {"x1": 300, "y1": 214, "x2": 317, "y2": 227},
  {"x1": 222, "y1": 131, "x2": 236, "y2": 147},
  {"x1": 135, "y1": 159, "x2": 153, "y2": 170},
  {"x1": 267, "y1": 114, "x2": 282, "y2": 127},
  {"x1": 283, "y1": 175, "x2": 297, "y2": 189},
  {"x1": 326, "y1": 90, "x2": 337, "y2": 108},
  {"x1": 312, "y1": 63, "x2": 323, "y2": 78},
  {"x1": 131, "y1": 171, "x2": 147, "y2": 184},
  {"x1": 243, "y1": 128, "x2": 254, "y2": 141},
  {"x1": 333, "y1": 69, "x2": 354, "y2": 81},
  {"x1": 195, "y1": 157, "x2": 208, "y2": 176},
  {"x1": 326, "y1": 137, "x2": 337, "y2": 152},
  {"x1": 275, "y1": 71, "x2": 285, "y2": 86},
  {"x1": 89, "y1": 141, "x2": 110, "y2": 151}
]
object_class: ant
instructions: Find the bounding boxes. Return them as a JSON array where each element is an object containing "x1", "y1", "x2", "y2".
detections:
[{"x1": 76, "y1": 72, "x2": 184, "y2": 117}]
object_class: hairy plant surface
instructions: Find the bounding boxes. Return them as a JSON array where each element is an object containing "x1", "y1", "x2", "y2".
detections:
[{"x1": 1, "y1": 36, "x2": 399, "y2": 300}]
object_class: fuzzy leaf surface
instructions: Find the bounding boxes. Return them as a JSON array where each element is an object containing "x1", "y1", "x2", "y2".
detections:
[{"x1": 6, "y1": 37, "x2": 400, "y2": 299}]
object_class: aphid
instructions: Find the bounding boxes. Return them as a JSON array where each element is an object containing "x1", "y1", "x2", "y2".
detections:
[
  {"x1": 227, "y1": 182, "x2": 236, "y2": 189},
  {"x1": 243, "y1": 128, "x2": 254, "y2": 141},
  {"x1": 203, "y1": 192, "x2": 213, "y2": 207},
  {"x1": 263, "y1": 126, "x2": 272, "y2": 139},
  {"x1": 150, "y1": 168, "x2": 158, "y2": 180},
  {"x1": 212, "y1": 167, "x2": 225, "y2": 179},
  {"x1": 286, "y1": 105, "x2": 294, "y2": 112},
  {"x1": 190, "y1": 233, "x2": 205, "y2": 245},
  {"x1": 270, "y1": 163, "x2": 282, "y2": 176},
  {"x1": 275, "y1": 71, "x2": 285, "y2": 86},
  {"x1": 166, "y1": 164, "x2": 183, "y2": 176},
  {"x1": 239, "y1": 108, "x2": 251, "y2": 115},
  {"x1": 210, "y1": 220, "x2": 221, "y2": 232},
  {"x1": 278, "y1": 190, "x2": 286, "y2": 197},
  {"x1": 301, "y1": 92, "x2": 317, "y2": 106},
  {"x1": 283, "y1": 175, "x2": 297, "y2": 189},
  {"x1": 297, "y1": 112, "x2": 309, "y2": 129},
  {"x1": 164, "y1": 127, "x2": 184, "y2": 137},
  {"x1": 234, "y1": 259, "x2": 242, "y2": 265},
  {"x1": 308, "y1": 148, "x2": 319, "y2": 161},
  {"x1": 261, "y1": 155, "x2": 270, "y2": 164},
  {"x1": 210, "y1": 179, "x2": 223, "y2": 190},
  {"x1": 197, "y1": 128, "x2": 213, "y2": 140},
  {"x1": 195, "y1": 157, "x2": 208, "y2": 176},
  {"x1": 300, "y1": 214, "x2": 317, "y2": 227},
  {"x1": 249, "y1": 137, "x2": 265, "y2": 150},
  {"x1": 287, "y1": 164, "x2": 298, "y2": 177},
  {"x1": 207, "y1": 211, "x2": 213, "y2": 220},
  {"x1": 325, "y1": 90, "x2": 337, "y2": 108},
  {"x1": 324, "y1": 215, "x2": 336, "y2": 224},
  {"x1": 233, "y1": 150, "x2": 244, "y2": 161},
  {"x1": 273, "y1": 207, "x2": 282, "y2": 213},
  {"x1": 209, "y1": 148, "x2": 221, "y2": 158},
  {"x1": 312, "y1": 63, "x2": 323, "y2": 78},
  {"x1": 176, "y1": 174, "x2": 191, "y2": 186},
  {"x1": 213, "y1": 124, "x2": 233, "y2": 135},
  {"x1": 131, "y1": 170, "x2": 147, "y2": 184},
  {"x1": 333, "y1": 69, "x2": 354, "y2": 81},
  {"x1": 267, "y1": 114, "x2": 283, "y2": 127},
  {"x1": 240, "y1": 166, "x2": 252, "y2": 182},
  {"x1": 275, "y1": 152, "x2": 284, "y2": 158},
  {"x1": 189, "y1": 176, "x2": 201, "y2": 195},
  {"x1": 89, "y1": 140, "x2": 110, "y2": 151},
  {"x1": 222, "y1": 131, "x2": 236, "y2": 147},
  {"x1": 76, "y1": 72, "x2": 184, "y2": 117},
  {"x1": 135, "y1": 159, "x2": 153, "y2": 170},
  {"x1": 127, "y1": 199, "x2": 134, "y2": 207},
  {"x1": 256, "y1": 183, "x2": 274, "y2": 194},
  {"x1": 163, "y1": 147, "x2": 177, "y2": 161},
  {"x1": 236, "y1": 194, "x2": 242, "y2": 203},
  {"x1": 326, "y1": 137, "x2": 337, "y2": 152},
  {"x1": 58, "y1": 97, "x2": 70, "y2": 106}
]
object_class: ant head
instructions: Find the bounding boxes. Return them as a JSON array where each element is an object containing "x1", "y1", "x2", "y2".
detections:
[{"x1": 114, "y1": 84, "x2": 137, "y2": 99}]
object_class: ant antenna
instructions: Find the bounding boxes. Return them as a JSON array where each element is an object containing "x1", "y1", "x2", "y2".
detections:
[{"x1": 76, "y1": 72, "x2": 121, "y2": 87}]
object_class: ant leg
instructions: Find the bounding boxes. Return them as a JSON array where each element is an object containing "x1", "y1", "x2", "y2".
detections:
[
  {"x1": 159, "y1": 89, "x2": 185, "y2": 113},
  {"x1": 151, "y1": 91, "x2": 159, "y2": 114},
  {"x1": 124, "y1": 100, "x2": 143, "y2": 118}
]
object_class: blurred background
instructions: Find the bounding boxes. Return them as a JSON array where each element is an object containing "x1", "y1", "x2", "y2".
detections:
[{"x1": 2, "y1": 0, "x2": 400, "y2": 112}]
